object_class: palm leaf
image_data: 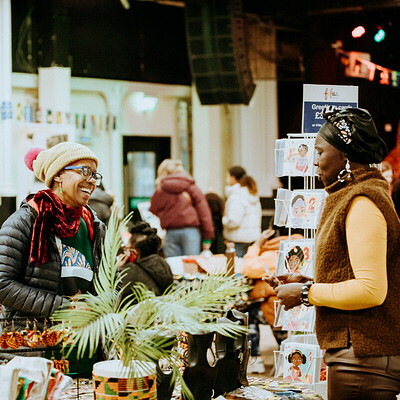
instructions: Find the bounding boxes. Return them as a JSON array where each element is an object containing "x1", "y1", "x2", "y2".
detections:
[{"x1": 51, "y1": 208, "x2": 251, "y2": 396}]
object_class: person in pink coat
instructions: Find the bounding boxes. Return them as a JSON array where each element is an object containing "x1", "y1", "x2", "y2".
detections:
[{"x1": 150, "y1": 159, "x2": 214, "y2": 257}]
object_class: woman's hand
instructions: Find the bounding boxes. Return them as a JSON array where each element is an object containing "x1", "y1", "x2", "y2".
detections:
[
  {"x1": 275, "y1": 283, "x2": 303, "y2": 310},
  {"x1": 116, "y1": 251, "x2": 130, "y2": 270},
  {"x1": 255, "y1": 229, "x2": 275, "y2": 248},
  {"x1": 263, "y1": 273, "x2": 311, "y2": 288}
]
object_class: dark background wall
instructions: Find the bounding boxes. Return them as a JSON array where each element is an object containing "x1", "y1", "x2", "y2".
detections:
[
  {"x1": 11, "y1": 0, "x2": 400, "y2": 150},
  {"x1": 12, "y1": 0, "x2": 192, "y2": 84}
]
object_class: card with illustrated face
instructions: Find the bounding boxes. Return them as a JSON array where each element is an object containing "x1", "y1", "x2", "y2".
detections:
[
  {"x1": 275, "y1": 138, "x2": 317, "y2": 177},
  {"x1": 275, "y1": 304, "x2": 316, "y2": 333},
  {"x1": 286, "y1": 189, "x2": 327, "y2": 229},
  {"x1": 276, "y1": 239, "x2": 315, "y2": 277},
  {"x1": 283, "y1": 342, "x2": 321, "y2": 384}
]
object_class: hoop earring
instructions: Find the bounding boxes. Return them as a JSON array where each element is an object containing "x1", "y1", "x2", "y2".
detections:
[
  {"x1": 59, "y1": 182, "x2": 63, "y2": 194},
  {"x1": 337, "y1": 159, "x2": 352, "y2": 182}
]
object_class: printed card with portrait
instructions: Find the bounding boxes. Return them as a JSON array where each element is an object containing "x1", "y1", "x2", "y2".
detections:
[
  {"x1": 276, "y1": 239, "x2": 315, "y2": 277},
  {"x1": 275, "y1": 304, "x2": 316, "y2": 333},
  {"x1": 286, "y1": 189, "x2": 327, "y2": 229},
  {"x1": 283, "y1": 342, "x2": 322, "y2": 384},
  {"x1": 275, "y1": 138, "x2": 317, "y2": 177}
]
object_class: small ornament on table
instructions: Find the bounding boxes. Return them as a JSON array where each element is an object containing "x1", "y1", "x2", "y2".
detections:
[
  {"x1": 0, "y1": 321, "x2": 9, "y2": 349},
  {"x1": 42, "y1": 319, "x2": 59, "y2": 347},
  {"x1": 26, "y1": 319, "x2": 42, "y2": 348},
  {"x1": 20, "y1": 319, "x2": 30, "y2": 347},
  {"x1": 6, "y1": 320, "x2": 24, "y2": 349}
]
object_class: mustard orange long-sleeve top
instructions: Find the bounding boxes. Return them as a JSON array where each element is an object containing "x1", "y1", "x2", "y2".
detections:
[{"x1": 308, "y1": 196, "x2": 388, "y2": 310}]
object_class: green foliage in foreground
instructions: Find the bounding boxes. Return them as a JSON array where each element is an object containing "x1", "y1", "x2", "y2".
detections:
[{"x1": 51, "y1": 209, "x2": 250, "y2": 398}]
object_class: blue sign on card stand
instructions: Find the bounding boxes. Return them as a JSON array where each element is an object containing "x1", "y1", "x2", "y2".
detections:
[{"x1": 302, "y1": 84, "x2": 358, "y2": 133}]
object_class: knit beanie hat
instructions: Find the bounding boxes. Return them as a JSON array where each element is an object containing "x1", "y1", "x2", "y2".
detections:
[
  {"x1": 318, "y1": 107, "x2": 387, "y2": 164},
  {"x1": 25, "y1": 142, "x2": 98, "y2": 188}
]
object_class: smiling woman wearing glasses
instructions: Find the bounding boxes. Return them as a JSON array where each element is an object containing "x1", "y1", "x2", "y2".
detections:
[{"x1": 0, "y1": 142, "x2": 105, "y2": 328}]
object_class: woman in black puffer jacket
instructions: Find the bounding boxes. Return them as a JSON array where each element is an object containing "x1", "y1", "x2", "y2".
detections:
[{"x1": 0, "y1": 142, "x2": 105, "y2": 324}]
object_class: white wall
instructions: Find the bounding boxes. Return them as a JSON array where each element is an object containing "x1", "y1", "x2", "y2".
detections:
[
  {"x1": 192, "y1": 80, "x2": 281, "y2": 198},
  {"x1": 12, "y1": 72, "x2": 191, "y2": 208},
  {"x1": 12, "y1": 72, "x2": 281, "y2": 211}
]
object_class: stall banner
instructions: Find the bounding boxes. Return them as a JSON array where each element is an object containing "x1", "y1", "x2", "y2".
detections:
[{"x1": 302, "y1": 84, "x2": 358, "y2": 133}]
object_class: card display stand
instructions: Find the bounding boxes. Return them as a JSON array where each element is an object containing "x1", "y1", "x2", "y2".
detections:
[{"x1": 272, "y1": 133, "x2": 327, "y2": 396}]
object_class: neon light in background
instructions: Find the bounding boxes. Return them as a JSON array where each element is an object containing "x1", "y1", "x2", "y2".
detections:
[{"x1": 351, "y1": 26, "x2": 366, "y2": 38}]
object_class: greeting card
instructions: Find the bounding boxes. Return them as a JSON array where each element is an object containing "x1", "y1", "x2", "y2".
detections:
[
  {"x1": 273, "y1": 188, "x2": 292, "y2": 226},
  {"x1": 275, "y1": 138, "x2": 317, "y2": 177},
  {"x1": 286, "y1": 190, "x2": 327, "y2": 229},
  {"x1": 276, "y1": 239, "x2": 315, "y2": 277},
  {"x1": 283, "y1": 342, "x2": 322, "y2": 384},
  {"x1": 275, "y1": 304, "x2": 315, "y2": 333}
]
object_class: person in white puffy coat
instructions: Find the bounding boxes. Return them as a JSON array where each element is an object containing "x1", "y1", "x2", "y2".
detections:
[{"x1": 223, "y1": 174, "x2": 262, "y2": 257}]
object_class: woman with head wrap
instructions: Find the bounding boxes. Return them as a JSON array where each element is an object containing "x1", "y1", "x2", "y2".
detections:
[
  {"x1": 267, "y1": 108, "x2": 400, "y2": 399},
  {"x1": 0, "y1": 142, "x2": 105, "y2": 324}
]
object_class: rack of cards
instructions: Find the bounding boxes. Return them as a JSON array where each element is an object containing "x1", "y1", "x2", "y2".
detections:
[{"x1": 272, "y1": 133, "x2": 326, "y2": 391}]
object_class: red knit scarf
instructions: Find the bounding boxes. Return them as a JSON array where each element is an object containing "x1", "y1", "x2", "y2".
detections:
[{"x1": 28, "y1": 189, "x2": 93, "y2": 266}]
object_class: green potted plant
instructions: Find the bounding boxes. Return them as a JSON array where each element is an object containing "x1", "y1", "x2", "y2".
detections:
[{"x1": 51, "y1": 210, "x2": 249, "y2": 399}]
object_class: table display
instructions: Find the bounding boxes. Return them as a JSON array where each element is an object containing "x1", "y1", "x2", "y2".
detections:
[{"x1": 59, "y1": 376, "x2": 324, "y2": 400}]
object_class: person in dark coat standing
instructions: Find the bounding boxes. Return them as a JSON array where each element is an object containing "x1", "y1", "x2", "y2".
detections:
[
  {"x1": 88, "y1": 182, "x2": 114, "y2": 225},
  {"x1": 0, "y1": 142, "x2": 105, "y2": 324},
  {"x1": 119, "y1": 221, "x2": 173, "y2": 300},
  {"x1": 150, "y1": 159, "x2": 214, "y2": 257},
  {"x1": 205, "y1": 192, "x2": 226, "y2": 254}
]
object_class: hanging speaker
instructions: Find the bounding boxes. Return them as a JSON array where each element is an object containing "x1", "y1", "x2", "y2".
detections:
[{"x1": 185, "y1": 0, "x2": 256, "y2": 105}]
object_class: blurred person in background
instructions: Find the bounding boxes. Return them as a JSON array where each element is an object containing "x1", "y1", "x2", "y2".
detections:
[
  {"x1": 242, "y1": 229, "x2": 301, "y2": 373},
  {"x1": 119, "y1": 221, "x2": 173, "y2": 301},
  {"x1": 382, "y1": 160, "x2": 400, "y2": 218},
  {"x1": 205, "y1": 192, "x2": 225, "y2": 254},
  {"x1": 225, "y1": 165, "x2": 247, "y2": 187},
  {"x1": 381, "y1": 161, "x2": 394, "y2": 194},
  {"x1": 150, "y1": 159, "x2": 214, "y2": 257},
  {"x1": 223, "y1": 172, "x2": 262, "y2": 257},
  {"x1": 0, "y1": 143, "x2": 105, "y2": 325},
  {"x1": 88, "y1": 182, "x2": 114, "y2": 225}
]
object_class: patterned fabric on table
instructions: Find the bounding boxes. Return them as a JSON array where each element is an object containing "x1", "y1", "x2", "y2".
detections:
[{"x1": 93, "y1": 374, "x2": 157, "y2": 400}]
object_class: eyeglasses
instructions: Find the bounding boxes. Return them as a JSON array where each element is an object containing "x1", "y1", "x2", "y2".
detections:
[{"x1": 64, "y1": 166, "x2": 103, "y2": 186}]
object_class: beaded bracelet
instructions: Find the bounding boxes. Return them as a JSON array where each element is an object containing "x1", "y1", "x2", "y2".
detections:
[{"x1": 300, "y1": 281, "x2": 314, "y2": 307}]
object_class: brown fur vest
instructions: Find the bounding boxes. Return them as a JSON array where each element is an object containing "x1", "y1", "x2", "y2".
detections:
[{"x1": 315, "y1": 168, "x2": 400, "y2": 358}]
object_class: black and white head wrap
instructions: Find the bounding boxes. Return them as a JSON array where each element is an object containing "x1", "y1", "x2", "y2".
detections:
[{"x1": 318, "y1": 107, "x2": 387, "y2": 164}]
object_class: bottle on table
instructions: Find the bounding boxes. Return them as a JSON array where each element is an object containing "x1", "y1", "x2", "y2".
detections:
[
  {"x1": 225, "y1": 242, "x2": 236, "y2": 276},
  {"x1": 200, "y1": 240, "x2": 213, "y2": 258}
]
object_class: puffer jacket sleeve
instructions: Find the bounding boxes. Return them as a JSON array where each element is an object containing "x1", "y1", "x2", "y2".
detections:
[
  {"x1": 222, "y1": 193, "x2": 245, "y2": 229},
  {"x1": 187, "y1": 184, "x2": 215, "y2": 240},
  {"x1": 0, "y1": 206, "x2": 64, "y2": 317},
  {"x1": 149, "y1": 188, "x2": 162, "y2": 216}
]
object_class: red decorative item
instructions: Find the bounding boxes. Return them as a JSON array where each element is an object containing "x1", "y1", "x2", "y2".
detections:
[
  {"x1": 0, "y1": 323, "x2": 9, "y2": 349},
  {"x1": 385, "y1": 121, "x2": 400, "y2": 179},
  {"x1": 0, "y1": 331, "x2": 9, "y2": 349},
  {"x1": 24, "y1": 147, "x2": 44, "y2": 171}
]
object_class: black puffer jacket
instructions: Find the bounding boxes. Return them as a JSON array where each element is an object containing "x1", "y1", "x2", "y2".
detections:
[{"x1": 0, "y1": 201, "x2": 105, "y2": 320}]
